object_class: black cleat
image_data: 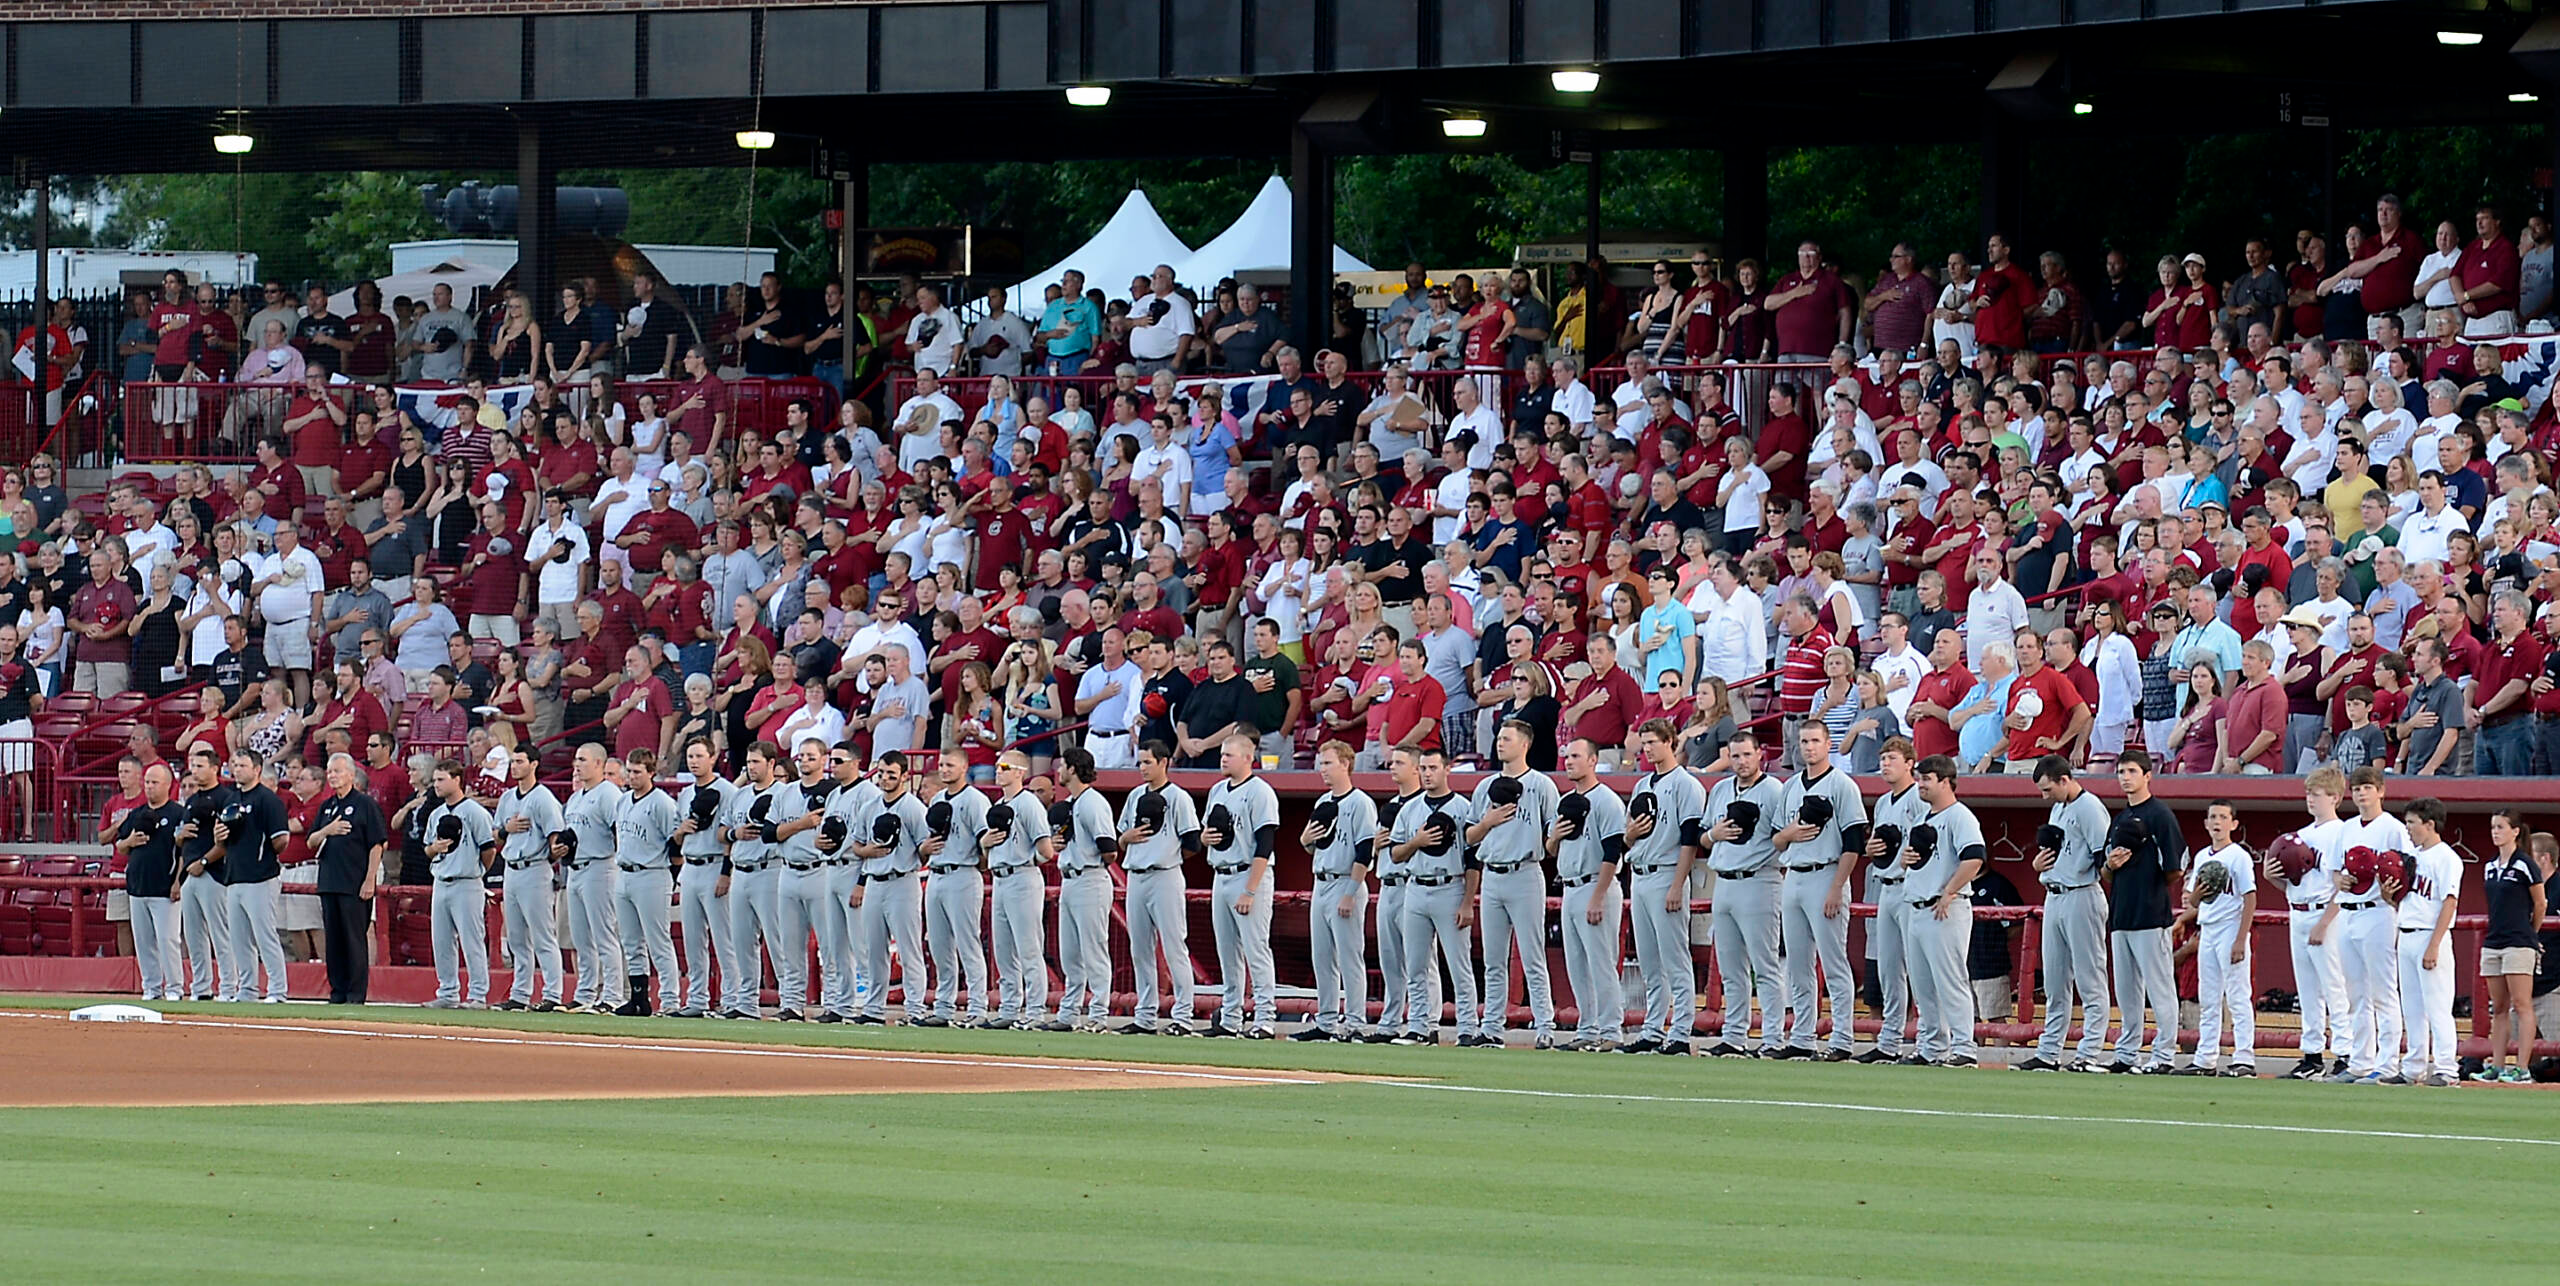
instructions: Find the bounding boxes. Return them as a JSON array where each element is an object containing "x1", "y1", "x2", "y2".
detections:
[
  {"x1": 1617, "y1": 1037, "x2": 1663, "y2": 1055},
  {"x1": 2171, "y1": 1063, "x2": 2212, "y2": 1076},
  {"x1": 1657, "y1": 1040, "x2": 1693, "y2": 1056},
  {"x1": 814, "y1": 1012, "x2": 844, "y2": 1024},
  {"x1": 1203, "y1": 1023, "x2": 1242, "y2": 1040},
  {"x1": 1287, "y1": 1027, "x2": 1334, "y2": 1042},
  {"x1": 2285, "y1": 1053, "x2": 2324, "y2": 1080},
  {"x1": 913, "y1": 1015, "x2": 949, "y2": 1028},
  {"x1": 2016, "y1": 1056, "x2": 2060, "y2": 1072},
  {"x1": 1114, "y1": 1020, "x2": 1159, "y2": 1036},
  {"x1": 848, "y1": 1015, "x2": 887, "y2": 1026},
  {"x1": 2104, "y1": 1060, "x2": 2136, "y2": 1074},
  {"x1": 1935, "y1": 1054, "x2": 1978, "y2": 1068},
  {"x1": 2328, "y1": 1057, "x2": 2351, "y2": 1079},
  {"x1": 776, "y1": 1010, "x2": 807, "y2": 1023},
  {"x1": 1852, "y1": 1048, "x2": 1895, "y2": 1064},
  {"x1": 1816, "y1": 1047, "x2": 1852, "y2": 1062},
  {"x1": 1704, "y1": 1043, "x2": 1749, "y2": 1059},
  {"x1": 494, "y1": 999, "x2": 528, "y2": 1012},
  {"x1": 1356, "y1": 1029, "x2": 1398, "y2": 1044}
]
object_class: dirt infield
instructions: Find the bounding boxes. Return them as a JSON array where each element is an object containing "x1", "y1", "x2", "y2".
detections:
[{"x1": 0, "y1": 1012, "x2": 1353, "y2": 1107}]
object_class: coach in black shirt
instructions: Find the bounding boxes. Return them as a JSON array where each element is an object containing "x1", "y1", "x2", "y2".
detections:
[
  {"x1": 113, "y1": 763, "x2": 187, "y2": 1001},
  {"x1": 309, "y1": 752, "x2": 389, "y2": 1004},
  {"x1": 1174, "y1": 641, "x2": 1258, "y2": 769}
]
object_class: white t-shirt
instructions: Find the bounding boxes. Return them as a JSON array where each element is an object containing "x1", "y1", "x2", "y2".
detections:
[
  {"x1": 528, "y1": 519, "x2": 588, "y2": 605},
  {"x1": 593, "y1": 472, "x2": 650, "y2": 543},
  {"x1": 2417, "y1": 248, "x2": 2462, "y2": 308},
  {"x1": 252, "y1": 546, "x2": 326, "y2": 622},
  {"x1": 1933, "y1": 279, "x2": 1977, "y2": 357},
  {"x1": 1431, "y1": 469, "x2": 1474, "y2": 546},
  {"x1": 1448, "y1": 406, "x2": 1502, "y2": 470},
  {"x1": 2188, "y1": 841, "x2": 2256, "y2": 930},
  {"x1": 1130, "y1": 291, "x2": 1194, "y2": 362},
  {"x1": 905, "y1": 307, "x2": 963, "y2": 375},
  {"x1": 1872, "y1": 643, "x2": 1927, "y2": 723},
  {"x1": 1719, "y1": 465, "x2": 1769, "y2": 534},
  {"x1": 2395, "y1": 840, "x2": 2460, "y2": 930}
]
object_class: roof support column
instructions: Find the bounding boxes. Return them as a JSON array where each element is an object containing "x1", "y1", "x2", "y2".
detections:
[
  {"x1": 517, "y1": 117, "x2": 557, "y2": 325},
  {"x1": 1722, "y1": 142, "x2": 1767, "y2": 270},
  {"x1": 1980, "y1": 106, "x2": 2028, "y2": 253},
  {"x1": 1289, "y1": 123, "x2": 1336, "y2": 358}
]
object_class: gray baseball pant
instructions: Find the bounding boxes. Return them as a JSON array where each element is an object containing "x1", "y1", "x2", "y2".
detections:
[
  {"x1": 2034, "y1": 885, "x2": 2111, "y2": 1064},
  {"x1": 1055, "y1": 867, "x2": 1114, "y2": 1022},
  {"x1": 566, "y1": 862, "x2": 626, "y2": 1009},
  {"x1": 2108, "y1": 926, "x2": 2178, "y2": 1066},
  {"x1": 1211, "y1": 867, "x2": 1276, "y2": 1030},
  {"x1": 925, "y1": 866, "x2": 989, "y2": 1020},
  {"x1": 1307, "y1": 874, "x2": 1369, "y2": 1032},
  {"x1": 1869, "y1": 882, "x2": 1911, "y2": 1055},
  {"x1": 506, "y1": 864, "x2": 565, "y2": 1006},
  {"x1": 1558, "y1": 877, "x2": 1623, "y2": 1043},
  {"x1": 774, "y1": 866, "x2": 839, "y2": 1017},
  {"x1": 180, "y1": 874, "x2": 230, "y2": 999},
  {"x1": 130, "y1": 892, "x2": 181, "y2": 1000},
  {"x1": 223, "y1": 878, "x2": 288, "y2": 1002},
  {"x1": 989, "y1": 867, "x2": 1047, "y2": 1024},
  {"x1": 614, "y1": 867, "x2": 679, "y2": 1009},
  {"x1": 1779, "y1": 865, "x2": 1855, "y2": 1051},
  {"x1": 675, "y1": 863, "x2": 731, "y2": 1012},
  {"x1": 1123, "y1": 868, "x2": 1195, "y2": 1024},
  {"x1": 1372, "y1": 879, "x2": 1441, "y2": 1030},
  {"x1": 1399, "y1": 880, "x2": 1481, "y2": 1038},
  {"x1": 1628, "y1": 867, "x2": 1693, "y2": 1044},
  {"x1": 825, "y1": 862, "x2": 865, "y2": 1013},
  {"x1": 431, "y1": 880, "x2": 490, "y2": 1005},
  {"x1": 856, "y1": 870, "x2": 926, "y2": 1020},
  {"x1": 1474, "y1": 865, "x2": 1554, "y2": 1037},
  {"x1": 724, "y1": 866, "x2": 783, "y2": 1015},
  {"x1": 1710, "y1": 872, "x2": 1782, "y2": 1050},
  {"x1": 1907, "y1": 895, "x2": 1977, "y2": 1060}
]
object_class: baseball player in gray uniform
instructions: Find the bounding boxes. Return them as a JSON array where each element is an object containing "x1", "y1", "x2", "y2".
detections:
[
  {"x1": 1364, "y1": 750, "x2": 1439, "y2": 1042},
  {"x1": 817, "y1": 743, "x2": 881, "y2": 1020},
  {"x1": 1202, "y1": 734, "x2": 1282, "y2": 1038},
  {"x1": 1622, "y1": 720, "x2": 1706, "y2": 1054},
  {"x1": 422, "y1": 759, "x2": 499, "y2": 1008},
  {"x1": 1902, "y1": 754, "x2": 1986, "y2": 1067},
  {"x1": 1047, "y1": 748, "x2": 1120, "y2": 1032},
  {"x1": 1773, "y1": 722, "x2": 1868, "y2": 1059},
  {"x1": 1550, "y1": 736, "x2": 1627, "y2": 1051},
  {"x1": 1466, "y1": 717, "x2": 1560, "y2": 1047},
  {"x1": 670, "y1": 737, "x2": 736, "y2": 1018},
  {"x1": 850, "y1": 749, "x2": 931, "y2": 1024},
  {"x1": 557, "y1": 743, "x2": 629, "y2": 1013},
  {"x1": 1702, "y1": 727, "x2": 1788, "y2": 1057},
  {"x1": 611, "y1": 748, "x2": 681, "y2": 1016},
  {"x1": 1115, "y1": 742, "x2": 1199, "y2": 1034},
  {"x1": 917, "y1": 755, "x2": 990, "y2": 1026},
  {"x1": 175, "y1": 747, "x2": 232, "y2": 1001},
  {"x1": 1295, "y1": 741, "x2": 1376, "y2": 1041},
  {"x1": 1389, "y1": 746, "x2": 1481, "y2": 1045},
  {"x1": 719, "y1": 742, "x2": 797, "y2": 1019},
  {"x1": 1854, "y1": 739, "x2": 1926, "y2": 1062},
  {"x1": 984, "y1": 752, "x2": 1058, "y2": 1028},
  {"x1": 2021, "y1": 753, "x2": 2113, "y2": 1071},
  {"x1": 494, "y1": 749, "x2": 566, "y2": 1011},
  {"x1": 765, "y1": 739, "x2": 833, "y2": 1021}
]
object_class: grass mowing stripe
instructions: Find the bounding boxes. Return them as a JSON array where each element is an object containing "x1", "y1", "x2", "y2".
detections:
[{"x1": 1376, "y1": 1078, "x2": 2560, "y2": 1149}]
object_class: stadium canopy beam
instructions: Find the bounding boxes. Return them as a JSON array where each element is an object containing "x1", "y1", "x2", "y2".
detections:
[
  {"x1": 517, "y1": 118, "x2": 558, "y2": 327},
  {"x1": 2509, "y1": 16, "x2": 2560, "y2": 230},
  {"x1": 1722, "y1": 142, "x2": 1769, "y2": 269}
]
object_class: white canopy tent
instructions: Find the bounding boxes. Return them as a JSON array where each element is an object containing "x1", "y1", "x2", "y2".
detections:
[
  {"x1": 1169, "y1": 175, "x2": 1371, "y2": 287},
  {"x1": 1010, "y1": 188, "x2": 1192, "y2": 307},
  {"x1": 329, "y1": 257, "x2": 507, "y2": 314}
]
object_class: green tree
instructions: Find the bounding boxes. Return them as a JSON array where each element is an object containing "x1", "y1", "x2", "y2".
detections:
[{"x1": 308, "y1": 171, "x2": 453, "y2": 282}]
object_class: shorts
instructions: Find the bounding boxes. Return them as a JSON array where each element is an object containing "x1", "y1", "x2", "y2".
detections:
[
  {"x1": 263, "y1": 621, "x2": 314, "y2": 670},
  {"x1": 0, "y1": 717, "x2": 29, "y2": 773},
  {"x1": 107, "y1": 889, "x2": 131, "y2": 922},
  {"x1": 2481, "y1": 946, "x2": 2540, "y2": 976}
]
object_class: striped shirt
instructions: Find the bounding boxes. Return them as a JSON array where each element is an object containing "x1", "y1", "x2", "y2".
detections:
[{"x1": 1776, "y1": 626, "x2": 1836, "y2": 717}]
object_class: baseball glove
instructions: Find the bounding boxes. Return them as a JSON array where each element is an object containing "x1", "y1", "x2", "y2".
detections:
[{"x1": 2193, "y1": 859, "x2": 2232, "y2": 901}]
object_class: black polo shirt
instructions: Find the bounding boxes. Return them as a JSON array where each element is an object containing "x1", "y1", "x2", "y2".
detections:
[
  {"x1": 214, "y1": 784, "x2": 293, "y2": 886},
  {"x1": 1176, "y1": 676, "x2": 1258, "y2": 768},
  {"x1": 2105, "y1": 795, "x2": 2185, "y2": 932},
  {"x1": 313, "y1": 789, "x2": 389, "y2": 896},
  {"x1": 118, "y1": 800, "x2": 188, "y2": 899}
]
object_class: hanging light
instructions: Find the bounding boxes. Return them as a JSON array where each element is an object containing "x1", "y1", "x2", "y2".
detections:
[
  {"x1": 2436, "y1": 30, "x2": 2483, "y2": 46},
  {"x1": 1442, "y1": 115, "x2": 1487, "y2": 139},
  {"x1": 1065, "y1": 85, "x2": 1112, "y2": 107},
  {"x1": 735, "y1": 129, "x2": 776, "y2": 151},
  {"x1": 1551, "y1": 69, "x2": 1600, "y2": 94},
  {"x1": 213, "y1": 130, "x2": 254, "y2": 154},
  {"x1": 2071, "y1": 101, "x2": 2094, "y2": 116},
  {"x1": 2511, "y1": 92, "x2": 2540, "y2": 103}
]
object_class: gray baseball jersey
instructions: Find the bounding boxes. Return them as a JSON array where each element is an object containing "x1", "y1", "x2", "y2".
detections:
[
  {"x1": 1623, "y1": 766, "x2": 1708, "y2": 872},
  {"x1": 821, "y1": 777, "x2": 874, "y2": 862},
  {"x1": 426, "y1": 796, "x2": 496, "y2": 881},
  {"x1": 1468, "y1": 769, "x2": 1561, "y2": 869},
  {"x1": 774, "y1": 779, "x2": 824, "y2": 864},
  {"x1": 493, "y1": 785, "x2": 562, "y2": 866},
  {"x1": 861, "y1": 790, "x2": 929, "y2": 877},
  {"x1": 927, "y1": 786, "x2": 991, "y2": 869},
  {"x1": 1202, "y1": 776, "x2": 1280, "y2": 872},
  {"x1": 1062, "y1": 789, "x2": 1118, "y2": 875},
  {"x1": 1555, "y1": 783, "x2": 1628, "y2": 882},
  {"x1": 2045, "y1": 789, "x2": 2112, "y2": 888},
  {"x1": 1117, "y1": 782, "x2": 1198, "y2": 872},
  {"x1": 1390, "y1": 791, "x2": 1477, "y2": 882},
  {"x1": 984, "y1": 787, "x2": 1053, "y2": 872},
  {"x1": 1777, "y1": 767, "x2": 1868, "y2": 867},
  {"x1": 1907, "y1": 800, "x2": 1987, "y2": 901},
  {"x1": 673, "y1": 779, "x2": 732, "y2": 861},
  {"x1": 1307, "y1": 788, "x2": 1379, "y2": 880},
  {"x1": 615, "y1": 787, "x2": 680, "y2": 869},
  {"x1": 562, "y1": 782, "x2": 626, "y2": 860},
  {"x1": 1705, "y1": 772, "x2": 1788, "y2": 874}
]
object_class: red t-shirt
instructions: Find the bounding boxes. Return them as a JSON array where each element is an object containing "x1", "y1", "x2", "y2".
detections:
[
  {"x1": 2474, "y1": 631, "x2": 2547, "y2": 725},
  {"x1": 1776, "y1": 627, "x2": 1836, "y2": 717},
  {"x1": 973, "y1": 505, "x2": 1032, "y2": 592},
  {"x1": 1771, "y1": 269, "x2": 1846, "y2": 357},
  {"x1": 646, "y1": 577, "x2": 714, "y2": 646},
  {"x1": 1971, "y1": 264, "x2": 2032, "y2": 350},
  {"x1": 289, "y1": 399, "x2": 344, "y2": 472},
  {"x1": 149, "y1": 302, "x2": 197, "y2": 365},
  {"x1": 589, "y1": 587, "x2": 645, "y2": 660},
  {"x1": 1563, "y1": 664, "x2": 1644, "y2": 748},
  {"x1": 463, "y1": 533, "x2": 523, "y2": 616},
  {"x1": 2218, "y1": 676, "x2": 2286, "y2": 771},
  {"x1": 1117, "y1": 605, "x2": 1184, "y2": 642},
  {"x1": 1380, "y1": 672, "x2": 1445, "y2": 751},
  {"x1": 2323, "y1": 643, "x2": 2385, "y2": 734},
  {"x1": 2003, "y1": 665, "x2": 2087, "y2": 762},
  {"x1": 619, "y1": 507, "x2": 699, "y2": 574},
  {"x1": 249, "y1": 461, "x2": 306, "y2": 518},
  {"x1": 1909, "y1": 663, "x2": 1975, "y2": 762},
  {"x1": 610, "y1": 677, "x2": 673, "y2": 758},
  {"x1": 1757, "y1": 413, "x2": 1810, "y2": 499},
  {"x1": 935, "y1": 627, "x2": 1005, "y2": 712},
  {"x1": 336, "y1": 438, "x2": 391, "y2": 500},
  {"x1": 2353, "y1": 225, "x2": 2425, "y2": 313},
  {"x1": 2459, "y1": 236, "x2": 2522, "y2": 317},
  {"x1": 1565, "y1": 480, "x2": 1614, "y2": 541}
]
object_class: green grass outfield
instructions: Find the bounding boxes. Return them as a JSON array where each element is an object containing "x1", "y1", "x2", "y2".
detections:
[{"x1": 0, "y1": 996, "x2": 2548, "y2": 1284}]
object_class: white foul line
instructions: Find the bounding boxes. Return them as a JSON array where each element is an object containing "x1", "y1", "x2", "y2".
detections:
[
  {"x1": 1373, "y1": 1080, "x2": 2560, "y2": 1149},
  {"x1": 0, "y1": 1010, "x2": 1329, "y2": 1088}
]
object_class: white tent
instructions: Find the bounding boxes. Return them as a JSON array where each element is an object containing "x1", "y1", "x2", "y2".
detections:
[
  {"x1": 1169, "y1": 175, "x2": 1371, "y2": 287},
  {"x1": 1011, "y1": 188, "x2": 1193, "y2": 307},
  {"x1": 330, "y1": 257, "x2": 507, "y2": 314}
]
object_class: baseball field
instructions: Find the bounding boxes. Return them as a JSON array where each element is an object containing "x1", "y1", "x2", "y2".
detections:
[{"x1": 0, "y1": 997, "x2": 2546, "y2": 1284}]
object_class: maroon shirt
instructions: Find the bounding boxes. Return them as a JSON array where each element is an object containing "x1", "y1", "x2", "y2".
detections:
[
  {"x1": 1562, "y1": 663, "x2": 1644, "y2": 749},
  {"x1": 2458, "y1": 235, "x2": 2521, "y2": 318},
  {"x1": 619, "y1": 506, "x2": 700, "y2": 574},
  {"x1": 2219, "y1": 675, "x2": 2286, "y2": 771},
  {"x1": 70, "y1": 579, "x2": 139, "y2": 664},
  {"x1": 973, "y1": 505, "x2": 1032, "y2": 592},
  {"x1": 463, "y1": 533, "x2": 524, "y2": 617},
  {"x1": 2473, "y1": 630, "x2": 2546, "y2": 726},
  {"x1": 588, "y1": 586, "x2": 645, "y2": 661},
  {"x1": 1770, "y1": 268, "x2": 1848, "y2": 357},
  {"x1": 2353, "y1": 225, "x2": 2425, "y2": 314}
]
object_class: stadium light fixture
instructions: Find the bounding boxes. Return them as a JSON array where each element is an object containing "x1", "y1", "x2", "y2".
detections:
[
  {"x1": 213, "y1": 131, "x2": 254, "y2": 154},
  {"x1": 2512, "y1": 92, "x2": 2540, "y2": 103},
  {"x1": 1551, "y1": 69, "x2": 1600, "y2": 94},
  {"x1": 735, "y1": 129, "x2": 776, "y2": 151},
  {"x1": 2436, "y1": 30, "x2": 2483, "y2": 46},
  {"x1": 1066, "y1": 85, "x2": 1112, "y2": 107},
  {"x1": 2072, "y1": 101, "x2": 2094, "y2": 116},
  {"x1": 1442, "y1": 115, "x2": 1488, "y2": 139}
]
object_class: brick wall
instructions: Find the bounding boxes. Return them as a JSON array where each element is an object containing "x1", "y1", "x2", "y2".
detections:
[{"x1": 0, "y1": 0, "x2": 948, "y2": 17}]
